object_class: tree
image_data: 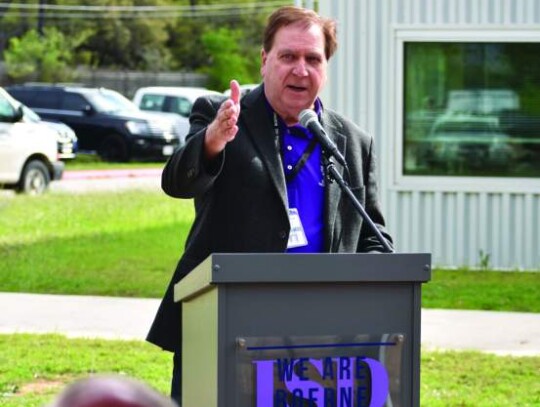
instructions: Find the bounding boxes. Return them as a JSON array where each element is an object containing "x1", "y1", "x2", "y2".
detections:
[
  {"x1": 1, "y1": 0, "x2": 282, "y2": 74},
  {"x1": 200, "y1": 27, "x2": 260, "y2": 91},
  {"x1": 4, "y1": 27, "x2": 89, "y2": 82},
  {"x1": 166, "y1": 0, "x2": 271, "y2": 74},
  {"x1": 75, "y1": 0, "x2": 174, "y2": 70}
]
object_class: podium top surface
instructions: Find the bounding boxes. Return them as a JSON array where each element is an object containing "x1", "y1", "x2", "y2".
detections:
[{"x1": 174, "y1": 253, "x2": 431, "y2": 303}]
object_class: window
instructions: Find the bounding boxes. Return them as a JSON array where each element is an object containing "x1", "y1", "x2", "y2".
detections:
[
  {"x1": 140, "y1": 94, "x2": 166, "y2": 112},
  {"x1": 60, "y1": 93, "x2": 90, "y2": 111},
  {"x1": 0, "y1": 94, "x2": 16, "y2": 121},
  {"x1": 28, "y1": 91, "x2": 60, "y2": 109},
  {"x1": 403, "y1": 41, "x2": 540, "y2": 178},
  {"x1": 166, "y1": 96, "x2": 192, "y2": 117}
]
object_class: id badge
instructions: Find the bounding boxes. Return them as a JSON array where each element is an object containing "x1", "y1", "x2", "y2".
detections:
[{"x1": 287, "y1": 208, "x2": 308, "y2": 249}]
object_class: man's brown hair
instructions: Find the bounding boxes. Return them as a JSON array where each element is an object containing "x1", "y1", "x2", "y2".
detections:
[{"x1": 263, "y1": 6, "x2": 338, "y2": 60}]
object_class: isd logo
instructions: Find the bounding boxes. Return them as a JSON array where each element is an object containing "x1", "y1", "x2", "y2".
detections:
[{"x1": 252, "y1": 356, "x2": 389, "y2": 407}]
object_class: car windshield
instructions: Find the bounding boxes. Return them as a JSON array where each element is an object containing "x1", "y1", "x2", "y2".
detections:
[{"x1": 86, "y1": 90, "x2": 139, "y2": 113}]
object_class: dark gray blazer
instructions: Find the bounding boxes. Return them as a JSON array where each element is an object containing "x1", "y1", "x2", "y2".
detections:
[{"x1": 147, "y1": 85, "x2": 393, "y2": 352}]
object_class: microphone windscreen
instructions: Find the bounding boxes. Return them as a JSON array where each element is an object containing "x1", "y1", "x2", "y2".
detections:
[{"x1": 299, "y1": 109, "x2": 318, "y2": 128}]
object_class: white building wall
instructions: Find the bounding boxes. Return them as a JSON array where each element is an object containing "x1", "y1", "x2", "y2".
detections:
[{"x1": 319, "y1": 0, "x2": 540, "y2": 269}]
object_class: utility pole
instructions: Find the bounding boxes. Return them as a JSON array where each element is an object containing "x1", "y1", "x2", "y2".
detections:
[{"x1": 37, "y1": 0, "x2": 46, "y2": 36}]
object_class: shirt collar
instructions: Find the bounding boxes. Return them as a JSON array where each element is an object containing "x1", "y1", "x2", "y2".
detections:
[{"x1": 266, "y1": 96, "x2": 324, "y2": 136}]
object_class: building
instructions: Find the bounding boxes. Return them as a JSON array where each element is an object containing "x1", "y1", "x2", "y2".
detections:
[{"x1": 315, "y1": 0, "x2": 540, "y2": 269}]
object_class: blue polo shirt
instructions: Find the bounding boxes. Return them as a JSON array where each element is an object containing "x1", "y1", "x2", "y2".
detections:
[{"x1": 274, "y1": 100, "x2": 325, "y2": 253}]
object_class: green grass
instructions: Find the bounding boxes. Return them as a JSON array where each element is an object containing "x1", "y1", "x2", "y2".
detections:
[
  {"x1": 0, "y1": 190, "x2": 192, "y2": 297},
  {"x1": 64, "y1": 153, "x2": 165, "y2": 170},
  {"x1": 1, "y1": 190, "x2": 539, "y2": 311},
  {"x1": 423, "y1": 268, "x2": 540, "y2": 312},
  {"x1": 1, "y1": 334, "x2": 538, "y2": 407},
  {"x1": 421, "y1": 349, "x2": 540, "y2": 406},
  {"x1": 0, "y1": 334, "x2": 171, "y2": 407}
]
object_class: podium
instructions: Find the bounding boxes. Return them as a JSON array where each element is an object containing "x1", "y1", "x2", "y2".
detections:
[{"x1": 174, "y1": 253, "x2": 431, "y2": 407}]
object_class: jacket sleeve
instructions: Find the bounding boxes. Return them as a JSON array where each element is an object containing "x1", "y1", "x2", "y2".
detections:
[{"x1": 161, "y1": 95, "x2": 227, "y2": 198}]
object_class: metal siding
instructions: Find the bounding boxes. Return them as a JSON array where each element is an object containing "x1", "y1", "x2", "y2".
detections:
[
  {"x1": 466, "y1": 193, "x2": 479, "y2": 264},
  {"x1": 456, "y1": 192, "x2": 466, "y2": 265},
  {"x1": 319, "y1": 0, "x2": 540, "y2": 269}
]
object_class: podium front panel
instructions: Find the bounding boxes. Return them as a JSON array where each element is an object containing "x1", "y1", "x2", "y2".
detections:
[{"x1": 219, "y1": 281, "x2": 419, "y2": 407}]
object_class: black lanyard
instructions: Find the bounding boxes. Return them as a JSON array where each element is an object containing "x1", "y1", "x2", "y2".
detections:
[{"x1": 273, "y1": 113, "x2": 318, "y2": 183}]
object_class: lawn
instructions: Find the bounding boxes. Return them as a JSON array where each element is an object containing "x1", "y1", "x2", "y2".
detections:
[
  {"x1": 1, "y1": 190, "x2": 539, "y2": 311},
  {"x1": 0, "y1": 190, "x2": 190, "y2": 298},
  {"x1": 0, "y1": 334, "x2": 538, "y2": 407},
  {"x1": 64, "y1": 153, "x2": 166, "y2": 171}
]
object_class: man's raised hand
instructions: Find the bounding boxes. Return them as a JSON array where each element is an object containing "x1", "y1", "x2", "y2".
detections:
[{"x1": 204, "y1": 80, "x2": 241, "y2": 159}]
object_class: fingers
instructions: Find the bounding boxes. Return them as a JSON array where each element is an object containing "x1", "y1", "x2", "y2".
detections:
[
  {"x1": 230, "y1": 79, "x2": 241, "y2": 106},
  {"x1": 212, "y1": 79, "x2": 241, "y2": 139},
  {"x1": 204, "y1": 86, "x2": 241, "y2": 159},
  {"x1": 216, "y1": 99, "x2": 239, "y2": 138}
]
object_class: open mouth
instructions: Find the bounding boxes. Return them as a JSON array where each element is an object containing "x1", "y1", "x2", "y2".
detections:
[{"x1": 287, "y1": 85, "x2": 307, "y2": 92}]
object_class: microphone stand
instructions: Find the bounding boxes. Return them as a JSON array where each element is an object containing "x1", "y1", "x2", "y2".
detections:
[{"x1": 322, "y1": 153, "x2": 394, "y2": 254}]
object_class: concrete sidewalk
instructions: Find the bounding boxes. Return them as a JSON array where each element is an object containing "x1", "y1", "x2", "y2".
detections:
[
  {"x1": 50, "y1": 168, "x2": 161, "y2": 193},
  {"x1": 1, "y1": 292, "x2": 539, "y2": 356},
  {"x1": 62, "y1": 168, "x2": 162, "y2": 180}
]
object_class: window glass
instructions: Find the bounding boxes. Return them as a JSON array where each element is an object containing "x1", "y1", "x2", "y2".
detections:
[
  {"x1": 140, "y1": 94, "x2": 166, "y2": 112},
  {"x1": 0, "y1": 95, "x2": 16, "y2": 121},
  {"x1": 167, "y1": 97, "x2": 192, "y2": 117},
  {"x1": 60, "y1": 93, "x2": 91, "y2": 111},
  {"x1": 99, "y1": 89, "x2": 138, "y2": 112},
  {"x1": 404, "y1": 42, "x2": 540, "y2": 178},
  {"x1": 85, "y1": 92, "x2": 124, "y2": 113},
  {"x1": 32, "y1": 92, "x2": 60, "y2": 109}
]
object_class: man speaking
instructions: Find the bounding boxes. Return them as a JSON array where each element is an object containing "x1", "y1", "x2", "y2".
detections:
[{"x1": 146, "y1": 5, "x2": 393, "y2": 405}]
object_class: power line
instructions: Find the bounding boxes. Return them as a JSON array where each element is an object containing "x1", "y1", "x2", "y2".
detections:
[
  {"x1": 0, "y1": 1, "x2": 290, "y2": 12},
  {"x1": 0, "y1": 1, "x2": 292, "y2": 20},
  {"x1": 3, "y1": 11, "x2": 279, "y2": 20}
]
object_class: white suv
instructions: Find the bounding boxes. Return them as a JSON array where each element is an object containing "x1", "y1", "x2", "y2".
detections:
[
  {"x1": 132, "y1": 86, "x2": 221, "y2": 144},
  {"x1": 0, "y1": 87, "x2": 64, "y2": 194}
]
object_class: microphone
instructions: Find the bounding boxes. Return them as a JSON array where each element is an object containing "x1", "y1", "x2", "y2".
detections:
[{"x1": 299, "y1": 109, "x2": 348, "y2": 169}]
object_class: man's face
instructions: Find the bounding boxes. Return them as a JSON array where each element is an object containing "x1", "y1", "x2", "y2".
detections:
[{"x1": 261, "y1": 22, "x2": 328, "y2": 125}]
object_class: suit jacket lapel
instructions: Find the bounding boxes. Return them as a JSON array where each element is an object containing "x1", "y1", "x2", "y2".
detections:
[
  {"x1": 239, "y1": 86, "x2": 288, "y2": 211},
  {"x1": 321, "y1": 110, "x2": 347, "y2": 251}
]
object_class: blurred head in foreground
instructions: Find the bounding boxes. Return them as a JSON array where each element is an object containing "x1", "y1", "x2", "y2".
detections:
[{"x1": 49, "y1": 375, "x2": 177, "y2": 407}]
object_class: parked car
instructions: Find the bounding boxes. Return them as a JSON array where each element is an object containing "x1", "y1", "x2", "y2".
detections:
[
  {"x1": 132, "y1": 86, "x2": 222, "y2": 144},
  {"x1": 0, "y1": 87, "x2": 64, "y2": 194},
  {"x1": 19, "y1": 104, "x2": 78, "y2": 160},
  {"x1": 97, "y1": 87, "x2": 187, "y2": 147},
  {"x1": 423, "y1": 113, "x2": 513, "y2": 169},
  {"x1": 6, "y1": 84, "x2": 179, "y2": 162},
  {"x1": 446, "y1": 89, "x2": 520, "y2": 115}
]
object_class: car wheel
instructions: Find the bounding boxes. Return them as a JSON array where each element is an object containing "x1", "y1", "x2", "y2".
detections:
[
  {"x1": 98, "y1": 135, "x2": 129, "y2": 162},
  {"x1": 17, "y1": 160, "x2": 50, "y2": 195}
]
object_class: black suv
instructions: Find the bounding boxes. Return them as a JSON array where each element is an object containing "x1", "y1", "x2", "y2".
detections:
[{"x1": 6, "y1": 84, "x2": 179, "y2": 161}]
